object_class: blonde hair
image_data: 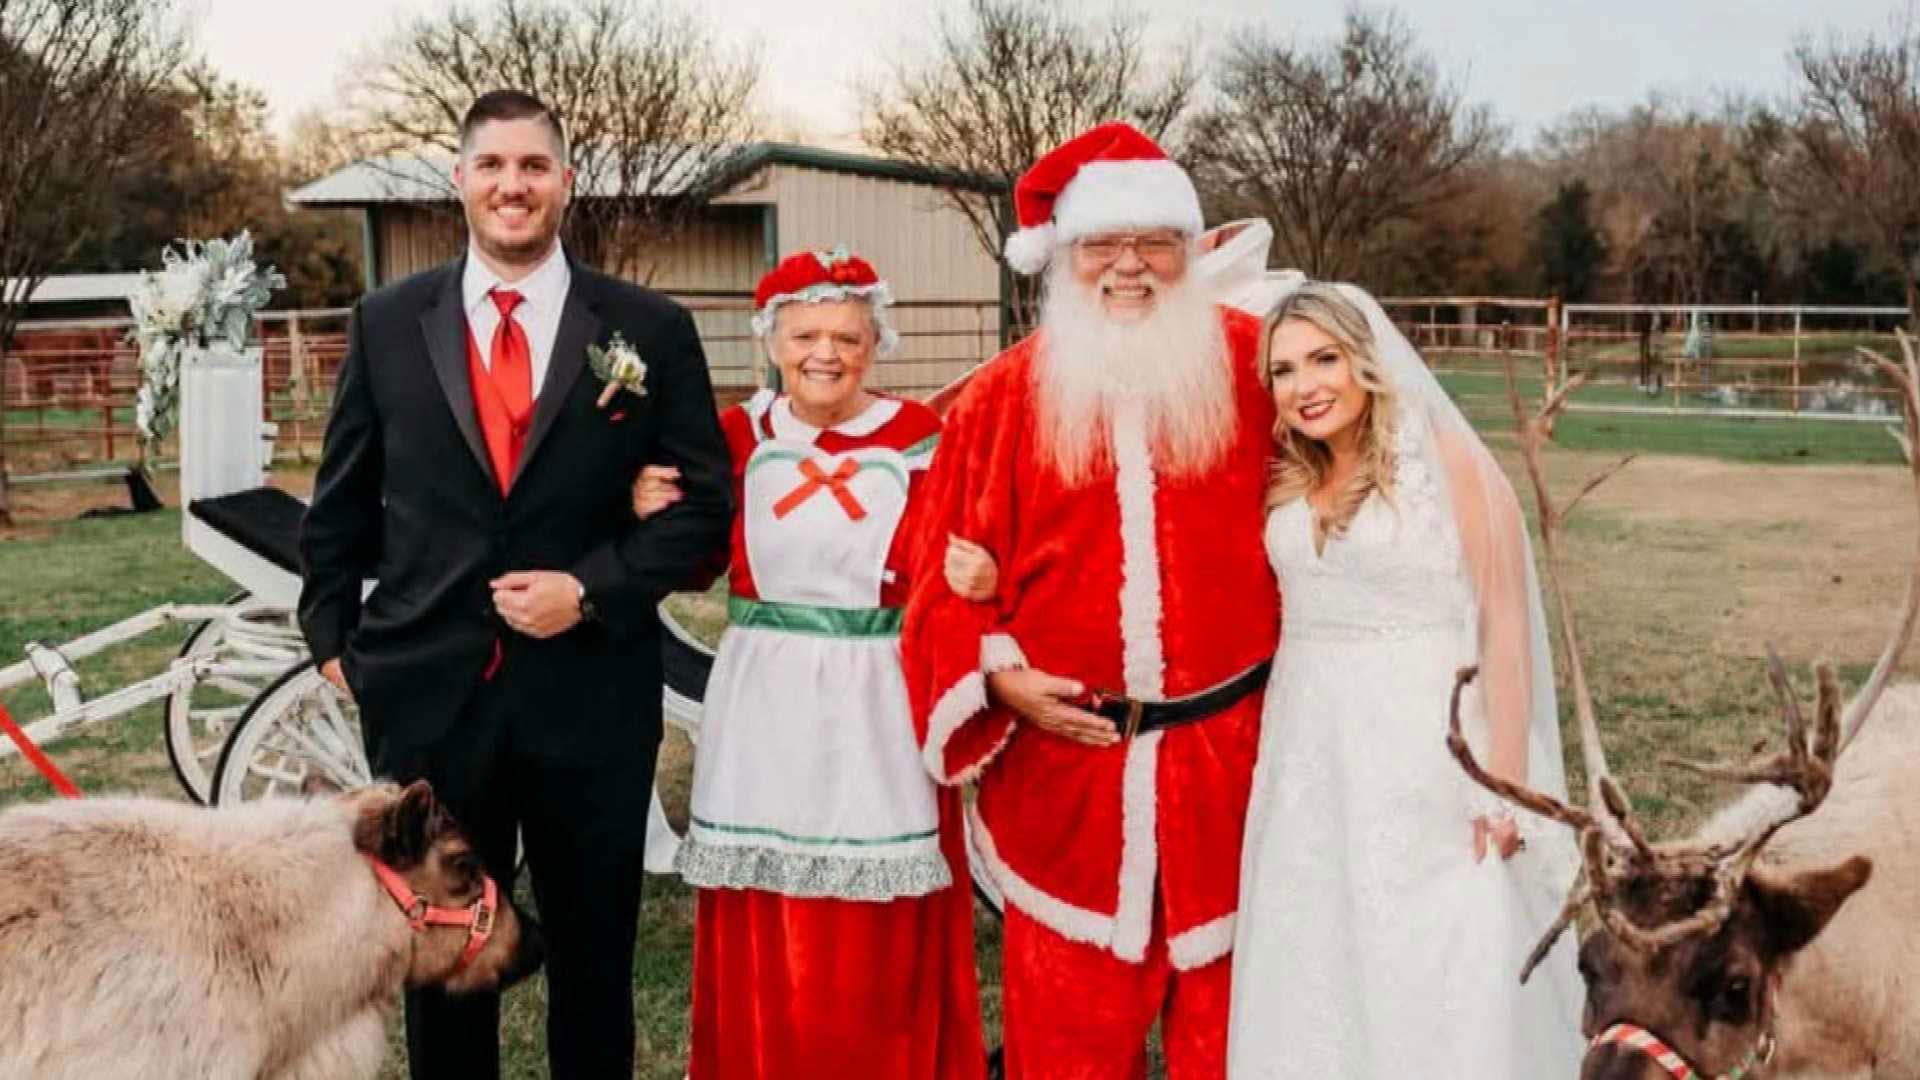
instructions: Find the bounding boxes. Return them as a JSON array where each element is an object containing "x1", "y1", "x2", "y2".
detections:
[{"x1": 1257, "y1": 283, "x2": 1400, "y2": 540}]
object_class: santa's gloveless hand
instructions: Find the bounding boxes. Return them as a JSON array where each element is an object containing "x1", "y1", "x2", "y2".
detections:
[{"x1": 987, "y1": 669, "x2": 1119, "y2": 747}]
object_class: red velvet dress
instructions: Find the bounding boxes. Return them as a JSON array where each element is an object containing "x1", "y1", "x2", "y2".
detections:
[{"x1": 683, "y1": 391, "x2": 984, "y2": 1079}]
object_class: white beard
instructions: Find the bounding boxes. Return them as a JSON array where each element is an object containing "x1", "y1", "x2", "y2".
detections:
[{"x1": 1033, "y1": 261, "x2": 1235, "y2": 487}]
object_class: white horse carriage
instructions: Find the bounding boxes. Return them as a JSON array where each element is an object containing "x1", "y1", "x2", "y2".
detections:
[
  {"x1": 0, "y1": 343, "x2": 313, "y2": 801},
  {"x1": 0, "y1": 340, "x2": 712, "y2": 865}
]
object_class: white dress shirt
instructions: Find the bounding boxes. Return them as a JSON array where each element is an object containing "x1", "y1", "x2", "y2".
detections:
[{"x1": 462, "y1": 240, "x2": 573, "y2": 397}]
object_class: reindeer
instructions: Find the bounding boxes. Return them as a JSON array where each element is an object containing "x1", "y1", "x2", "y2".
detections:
[
  {"x1": 1446, "y1": 334, "x2": 1920, "y2": 1079},
  {"x1": 0, "y1": 780, "x2": 544, "y2": 1079}
]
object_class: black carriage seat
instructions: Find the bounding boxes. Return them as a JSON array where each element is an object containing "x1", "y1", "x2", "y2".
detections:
[
  {"x1": 187, "y1": 486, "x2": 306, "y2": 576},
  {"x1": 658, "y1": 602, "x2": 714, "y2": 703}
]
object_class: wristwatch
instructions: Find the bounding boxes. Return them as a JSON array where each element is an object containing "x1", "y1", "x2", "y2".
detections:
[{"x1": 576, "y1": 579, "x2": 599, "y2": 624}]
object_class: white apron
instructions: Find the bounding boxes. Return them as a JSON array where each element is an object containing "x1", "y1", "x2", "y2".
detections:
[{"x1": 676, "y1": 395, "x2": 949, "y2": 901}]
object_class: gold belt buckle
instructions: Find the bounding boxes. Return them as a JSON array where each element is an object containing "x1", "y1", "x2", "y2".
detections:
[{"x1": 1092, "y1": 689, "x2": 1145, "y2": 741}]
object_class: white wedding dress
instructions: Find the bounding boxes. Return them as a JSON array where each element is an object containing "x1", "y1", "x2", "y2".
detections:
[{"x1": 1227, "y1": 405, "x2": 1586, "y2": 1078}]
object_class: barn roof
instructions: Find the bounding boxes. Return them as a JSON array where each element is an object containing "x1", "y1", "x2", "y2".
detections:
[
  {"x1": 287, "y1": 142, "x2": 1003, "y2": 208},
  {"x1": 288, "y1": 155, "x2": 450, "y2": 205},
  {"x1": 2, "y1": 272, "x2": 144, "y2": 304}
]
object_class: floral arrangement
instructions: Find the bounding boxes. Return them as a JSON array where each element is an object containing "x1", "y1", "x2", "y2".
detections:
[
  {"x1": 587, "y1": 331, "x2": 648, "y2": 407},
  {"x1": 128, "y1": 230, "x2": 286, "y2": 447}
]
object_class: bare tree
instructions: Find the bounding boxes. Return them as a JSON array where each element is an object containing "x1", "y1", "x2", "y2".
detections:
[
  {"x1": 349, "y1": 0, "x2": 758, "y2": 282},
  {"x1": 284, "y1": 108, "x2": 373, "y2": 188},
  {"x1": 1183, "y1": 7, "x2": 1501, "y2": 282},
  {"x1": 0, "y1": 0, "x2": 185, "y2": 526},
  {"x1": 1535, "y1": 97, "x2": 1775, "y2": 304},
  {"x1": 862, "y1": 0, "x2": 1197, "y2": 327},
  {"x1": 1595, "y1": 101, "x2": 1749, "y2": 304},
  {"x1": 1787, "y1": 16, "x2": 1920, "y2": 319}
]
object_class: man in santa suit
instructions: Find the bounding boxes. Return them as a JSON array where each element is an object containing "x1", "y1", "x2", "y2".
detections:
[{"x1": 903, "y1": 123, "x2": 1278, "y2": 1077}]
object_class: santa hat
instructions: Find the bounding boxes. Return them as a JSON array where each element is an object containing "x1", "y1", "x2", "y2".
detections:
[
  {"x1": 750, "y1": 245, "x2": 898, "y2": 353},
  {"x1": 1002, "y1": 122, "x2": 1204, "y2": 275}
]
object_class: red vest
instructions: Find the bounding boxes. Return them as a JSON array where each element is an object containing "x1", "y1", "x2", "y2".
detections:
[{"x1": 466, "y1": 331, "x2": 532, "y2": 493}]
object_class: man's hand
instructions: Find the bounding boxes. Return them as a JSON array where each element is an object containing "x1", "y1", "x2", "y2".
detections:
[
  {"x1": 986, "y1": 668, "x2": 1118, "y2": 747},
  {"x1": 320, "y1": 657, "x2": 352, "y2": 701},
  {"x1": 491, "y1": 571, "x2": 584, "y2": 639}
]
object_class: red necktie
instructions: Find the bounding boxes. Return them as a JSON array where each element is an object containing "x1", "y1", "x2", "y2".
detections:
[
  {"x1": 490, "y1": 288, "x2": 534, "y2": 434},
  {"x1": 479, "y1": 288, "x2": 533, "y2": 681}
]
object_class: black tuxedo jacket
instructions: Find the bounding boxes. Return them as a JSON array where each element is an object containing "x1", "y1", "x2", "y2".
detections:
[{"x1": 297, "y1": 257, "x2": 731, "y2": 765}]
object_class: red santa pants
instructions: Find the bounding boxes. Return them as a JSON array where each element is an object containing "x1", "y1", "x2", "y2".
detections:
[{"x1": 1001, "y1": 905, "x2": 1232, "y2": 1079}]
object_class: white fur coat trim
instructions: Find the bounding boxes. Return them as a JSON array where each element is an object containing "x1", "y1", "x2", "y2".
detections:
[
  {"x1": 921, "y1": 670, "x2": 1011, "y2": 786},
  {"x1": 967, "y1": 798, "x2": 1115, "y2": 947},
  {"x1": 1167, "y1": 912, "x2": 1236, "y2": 971}
]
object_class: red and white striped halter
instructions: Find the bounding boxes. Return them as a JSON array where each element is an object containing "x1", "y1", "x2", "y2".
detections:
[{"x1": 1590, "y1": 1022, "x2": 1777, "y2": 1080}]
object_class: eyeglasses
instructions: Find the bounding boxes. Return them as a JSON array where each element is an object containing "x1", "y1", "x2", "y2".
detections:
[{"x1": 1073, "y1": 231, "x2": 1187, "y2": 264}]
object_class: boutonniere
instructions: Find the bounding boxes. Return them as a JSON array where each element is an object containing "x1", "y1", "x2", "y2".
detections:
[{"x1": 587, "y1": 332, "x2": 647, "y2": 408}]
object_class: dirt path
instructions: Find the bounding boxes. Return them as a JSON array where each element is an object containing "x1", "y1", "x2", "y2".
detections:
[
  {"x1": 0, "y1": 467, "x2": 317, "y2": 542},
  {"x1": 1532, "y1": 450, "x2": 1917, "y2": 671}
]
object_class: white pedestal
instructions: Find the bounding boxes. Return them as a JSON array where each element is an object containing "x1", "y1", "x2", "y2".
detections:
[{"x1": 177, "y1": 343, "x2": 266, "y2": 510}]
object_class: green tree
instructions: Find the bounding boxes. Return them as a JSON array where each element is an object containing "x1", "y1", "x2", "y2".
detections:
[
  {"x1": 0, "y1": 0, "x2": 186, "y2": 525},
  {"x1": 59, "y1": 64, "x2": 363, "y2": 309},
  {"x1": 1532, "y1": 180, "x2": 1607, "y2": 301}
]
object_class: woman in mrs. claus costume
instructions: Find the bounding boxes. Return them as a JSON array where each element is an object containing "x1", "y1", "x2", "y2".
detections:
[{"x1": 634, "y1": 248, "x2": 986, "y2": 1079}]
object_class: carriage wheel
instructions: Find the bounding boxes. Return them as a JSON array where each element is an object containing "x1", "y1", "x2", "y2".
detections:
[
  {"x1": 166, "y1": 591, "x2": 297, "y2": 802},
  {"x1": 210, "y1": 661, "x2": 371, "y2": 804}
]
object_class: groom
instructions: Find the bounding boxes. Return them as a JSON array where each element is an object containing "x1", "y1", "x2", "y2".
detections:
[
  {"x1": 298, "y1": 90, "x2": 731, "y2": 1078},
  {"x1": 905, "y1": 123, "x2": 1279, "y2": 1077}
]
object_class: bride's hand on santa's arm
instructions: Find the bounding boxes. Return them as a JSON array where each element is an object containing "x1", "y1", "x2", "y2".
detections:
[
  {"x1": 986, "y1": 669, "x2": 1120, "y2": 747},
  {"x1": 943, "y1": 534, "x2": 999, "y2": 602}
]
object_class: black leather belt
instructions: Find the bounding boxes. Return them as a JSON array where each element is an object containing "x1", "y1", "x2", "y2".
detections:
[{"x1": 1088, "y1": 660, "x2": 1272, "y2": 739}]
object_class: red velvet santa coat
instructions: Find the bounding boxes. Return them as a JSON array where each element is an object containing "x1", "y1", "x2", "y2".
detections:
[{"x1": 904, "y1": 305, "x2": 1279, "y2": 970}]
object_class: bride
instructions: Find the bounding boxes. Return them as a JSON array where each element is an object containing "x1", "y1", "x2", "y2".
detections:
[{"x1": 1226, "y1": 281, "x2": 1583, "y2": 1076}]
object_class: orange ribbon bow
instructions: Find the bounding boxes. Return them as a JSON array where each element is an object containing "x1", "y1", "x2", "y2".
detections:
[{"x1": 773, "y1": 458, "x2": 867, "y2": 521}]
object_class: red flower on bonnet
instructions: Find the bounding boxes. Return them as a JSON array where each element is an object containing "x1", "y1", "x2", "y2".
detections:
[{"x1": 749, "y1": 246, "x2": 898, "y2": 351}]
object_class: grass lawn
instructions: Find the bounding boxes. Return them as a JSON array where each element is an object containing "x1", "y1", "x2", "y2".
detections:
[
  {"x1": 1437, "y1": 370, "x2": 1908, "y2": 466},
  {"x1": 4, "y1": 413, "x2": 1918, "y2": 1075}
]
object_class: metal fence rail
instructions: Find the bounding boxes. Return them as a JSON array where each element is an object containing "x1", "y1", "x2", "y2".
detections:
[{"x1": 3, "y1": 297, "x2": 1002, "y2": 479}]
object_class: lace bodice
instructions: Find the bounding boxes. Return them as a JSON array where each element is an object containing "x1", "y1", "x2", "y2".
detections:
[{"x1": 1265, "y1": 410, "x2": 1473, "y2": 646}]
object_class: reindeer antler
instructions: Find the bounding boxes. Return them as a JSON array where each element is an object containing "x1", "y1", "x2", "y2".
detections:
[
  {"x1": 1837, "y1": 329, "x2": 1920, "y2": 752},
  {"x1": 1498, "y1": 364, "x2": 1638, "y2": 839},
  {"x1": 1448, "y1": 666, "x2": 1592, "y2": 829},
  {"x1": 1680, "y1": 332, "x2": 1920, "y2": 833},
  {"x1": 1663, "y1": 331, "x2": 1920, "y2": 871},
  {"x1": 1442, "y1": 360, "x2": 1643, "y2": 978},
  {"x1": 1456, "y1": 331, "x2": 1920, "y2": 981}
]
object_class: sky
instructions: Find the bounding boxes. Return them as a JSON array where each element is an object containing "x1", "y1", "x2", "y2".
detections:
[{"x1": 194, "y1": 0, "x2": 1907, "y2": 148}]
